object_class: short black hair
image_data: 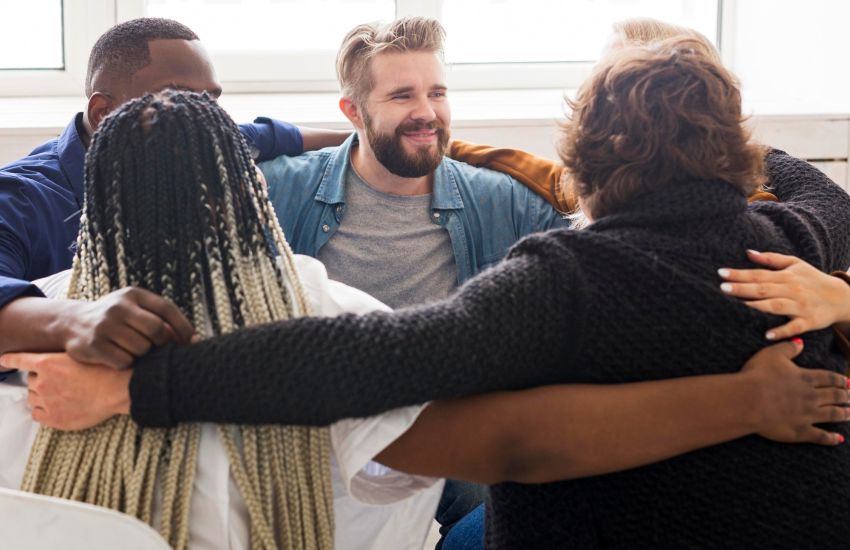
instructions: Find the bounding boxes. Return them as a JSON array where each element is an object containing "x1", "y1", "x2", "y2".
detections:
[{"x1": 85, "y1": 17, "x2": 199, "y2": 97}]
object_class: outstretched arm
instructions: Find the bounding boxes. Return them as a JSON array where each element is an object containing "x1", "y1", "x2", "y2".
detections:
[
  {"x1": 377, "y1": 340, "x2": 848, "y2": 483},
  {"x1": 5, "y1": 340, "x2": 847, "y2": 484}
]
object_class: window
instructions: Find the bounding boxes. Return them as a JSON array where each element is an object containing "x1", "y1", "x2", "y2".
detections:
[
  {"x1": 124, "y1": 0, "x2": 720, "y2": 91},
  {"x1": 0, "y1": 1, "x2": 64, "y2": 70},
  {"x1": 443, "y1": 0, "x2": 717, "y2": 64},
  {"x1": 25, "y1": 0, "x2": 850, "y2": 102}
]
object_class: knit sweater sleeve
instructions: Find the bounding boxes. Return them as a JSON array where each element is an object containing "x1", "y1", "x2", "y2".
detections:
[
  {"x1": 129, "y1": 231, "x2": 580, "y2": 427},
  {"x1": 762, "y1": 149, "x2": 850, "y2": 271}
]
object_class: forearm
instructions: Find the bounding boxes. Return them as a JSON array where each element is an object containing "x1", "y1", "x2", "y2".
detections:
[
  {"x1": 378, "y1": 373, "x2": 758, "y2": 484},
  {"x1": 298, "y1": 127, "x2": 351, "y2": 151},
  {"x1": 0, "y1": 296, "x2": 72, "y2": 354}
]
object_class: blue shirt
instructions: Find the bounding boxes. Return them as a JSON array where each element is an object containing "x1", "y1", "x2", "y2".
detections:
[
  {"x1": 261, "y1": 133, "x2": 569, "y2": 285},
  {"x1": 0, "y1": 114, "x2": 304, "y2": 307}
]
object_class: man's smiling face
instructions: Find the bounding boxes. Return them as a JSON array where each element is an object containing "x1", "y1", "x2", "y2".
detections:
[{"x1": 360, "y1": 50, "x2": 451, "y2": 178}]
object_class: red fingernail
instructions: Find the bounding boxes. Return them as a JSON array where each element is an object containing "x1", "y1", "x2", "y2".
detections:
[
  {"x1": 791, "y1": 337, "x2": 803, "y2": 347},
  {"x1": 839, "y1": 435, "x2": 845, "y2": 444}
]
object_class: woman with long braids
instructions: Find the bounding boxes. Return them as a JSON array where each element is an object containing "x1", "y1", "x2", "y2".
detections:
[{"x1": 22, "y1": 90, "x2": 338, "y2": 550}]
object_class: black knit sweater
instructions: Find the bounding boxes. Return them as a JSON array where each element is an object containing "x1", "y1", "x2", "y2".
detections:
[{"x1": 131, "y1": 151, "x2": 850, "y2": 548}]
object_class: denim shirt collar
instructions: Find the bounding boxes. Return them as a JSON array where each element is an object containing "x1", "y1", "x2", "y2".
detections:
[
  {"x1": 57, "y1": 113, "x2": 87, "y2": 208},
  {"x1": 314, "y1": 133, "x2": 464, "y2": 211}
]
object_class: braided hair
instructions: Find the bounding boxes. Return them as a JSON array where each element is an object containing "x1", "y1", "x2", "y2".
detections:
[{"x1": 22, "y1": 90, "x2": 334, "y2": 550}]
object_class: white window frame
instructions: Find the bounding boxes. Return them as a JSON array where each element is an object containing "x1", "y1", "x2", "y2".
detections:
[
  {"x1": 0, "y1": 0, "x2": 115, "y2": 97},
  {"x1": 1, "y1": 0, "x2": 725, "y2": 97}
]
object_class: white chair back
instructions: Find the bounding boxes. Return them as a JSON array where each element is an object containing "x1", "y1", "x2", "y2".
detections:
[{"x1": 0, "y1": 487, "x2": 170, "y2": 549}]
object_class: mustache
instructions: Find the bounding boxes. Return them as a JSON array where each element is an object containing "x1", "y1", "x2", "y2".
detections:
[{"x1": 395, "y1": 120, "x2": 447, "y2": 134}]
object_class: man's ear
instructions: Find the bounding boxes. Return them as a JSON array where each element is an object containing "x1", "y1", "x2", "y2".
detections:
[
  {"x1": 339, "y1": 96, "x2": 365, "y2": 130},
  {"x1": 86, "y1": 92, "x2": 115, "y2": 132}
]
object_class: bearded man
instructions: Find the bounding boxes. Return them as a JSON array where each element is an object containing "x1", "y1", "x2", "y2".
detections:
[
  {"x1": 256, "y1": 17, "x2": 566, "y2": 548},
  {"x1": 260, "y1": 17, "x2": 566, "y2": 310}
]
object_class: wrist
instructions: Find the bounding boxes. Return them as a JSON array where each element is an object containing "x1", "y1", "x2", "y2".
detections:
[
  {"x1": 108, "y1": 369, "x2": 132, "y2": 416},
  {"x1": 832, "y1": 272, "x2": 850, "y2": 324},
  {"x1": 43, "y1": 299, "x2": 80, "y2": 349}
]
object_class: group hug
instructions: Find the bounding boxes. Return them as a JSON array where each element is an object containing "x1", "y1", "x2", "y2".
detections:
[{"x1": 1, "y1": 13, "x2": 850, "y2": 550}]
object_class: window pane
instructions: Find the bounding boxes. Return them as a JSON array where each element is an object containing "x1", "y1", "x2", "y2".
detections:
[
  {"x1": 443, "y1": 0, "x2": 718, "y2": 64},
  {"x1": 0, "y1": 0, "x2": 63, "y2": 70},
  {"x1": 145, "y1": 0, "x2": 395, "y2": 54},
  {"x1": 730, "y1": 0, "x2": 850, "y2": 104}
]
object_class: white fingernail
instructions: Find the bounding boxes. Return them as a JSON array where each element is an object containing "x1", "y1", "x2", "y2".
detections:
[
  {"x1": 766, "y1": 331, "x2": 776, "y2": 340},
  {"x1": 717, "y1": 268, "x2": 730, "y2": 278},
  {"x1": 747, "y1": 249, "x2": 762, "y2": 255},
  {"x1": 720, "y1": 282, "x2": 733, "y2": 293}
]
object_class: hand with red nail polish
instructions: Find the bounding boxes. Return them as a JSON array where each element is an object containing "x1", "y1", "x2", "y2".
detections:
[{"x1": 742, "y1": 340, "x2": 850, "y2": 446}]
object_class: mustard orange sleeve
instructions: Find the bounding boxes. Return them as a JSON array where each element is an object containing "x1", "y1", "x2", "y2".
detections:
[{"x1": 448, "y1": 139, "x2": 575, "y2": 213}]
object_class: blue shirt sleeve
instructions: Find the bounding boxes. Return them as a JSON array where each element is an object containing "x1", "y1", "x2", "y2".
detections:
[{"x1": 238, "y1": 117, "x2": 304, "y2": 162}]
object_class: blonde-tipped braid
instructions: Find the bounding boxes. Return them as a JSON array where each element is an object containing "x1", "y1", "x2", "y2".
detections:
[{"x1": 22, "y1": 91, "x2": 334, "y2": 550}]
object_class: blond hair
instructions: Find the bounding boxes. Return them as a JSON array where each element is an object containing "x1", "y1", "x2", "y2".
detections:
[
  {"x1": 22, "y1": 91, "x2": 334, "y2": 550},
  {"x1": 612, "y1": 18, "x2": 721, "y2": 62},
  {"x1": 336, "y1": 16, "x2": 445, "y2": 105}
]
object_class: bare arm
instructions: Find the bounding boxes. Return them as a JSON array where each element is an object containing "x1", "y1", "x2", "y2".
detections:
[
  {"x1": 378, "y1": 340, "x2": 849, "y2": 484},
  {"x1": 0, "y1": 289, "x2": 194, "y2": 370},
  {"x1": 298, "y1": 127, "x2": 351, "y2": 151},
  {"x1": 0, "y1": 297, "x2": 76, "y2": 356}
]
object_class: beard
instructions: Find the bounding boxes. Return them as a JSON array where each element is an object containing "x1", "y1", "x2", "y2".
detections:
[{"x1": 364, "y1": 111, "x2": 450, "y2": 178}]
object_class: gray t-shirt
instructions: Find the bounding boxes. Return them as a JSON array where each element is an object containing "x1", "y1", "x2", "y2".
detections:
[{"x1": 317, "y1": 164, "x2": 457, "y2": 309}]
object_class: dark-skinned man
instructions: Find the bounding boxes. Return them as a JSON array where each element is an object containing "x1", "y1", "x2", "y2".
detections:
[{"x1": 0, "y1": 18, "x2": 349, "y2": 373}]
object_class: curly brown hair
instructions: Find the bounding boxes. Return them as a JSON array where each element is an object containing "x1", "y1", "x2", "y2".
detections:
[{"x1": 559, "y1": 37, "x2": 767, "y2": 220}]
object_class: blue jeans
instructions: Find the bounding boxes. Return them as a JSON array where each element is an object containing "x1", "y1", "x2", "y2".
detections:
[
  {"x1": 442, "y1": 503, "x2": 485, "y2": 550},
  {"x1": 434, "y1": 480, "x2": 485, "y2": 550}
]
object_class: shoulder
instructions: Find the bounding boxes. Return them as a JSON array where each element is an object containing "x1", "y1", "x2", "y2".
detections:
[
  {"x1": 443, "y1": 157, "x2": 528, "y2": 195},
  {"x1": 765, "y1": 148, "x2": 832, "y2": 186},
  {"x1": 259, "y1": 147, "x2": 337, "y2": 180},
  {"x1": 507, "y1": 227, "x2": 580, "y2": 261},
  {"x1": 0, "y1": 144, "x2": 67, "y2": 204},
  {"x1": 290, "y1": 254, "x2": 391, "y2": 316},
  {"x1": 259, "y1": 147, "x2": 339, "y2": 202},
  {"x1": 0, "y1": 170, "x2": 46, "y2": 213},
  {"x1": 443, "y1": 158, "x2": 561, "y2": 220}
]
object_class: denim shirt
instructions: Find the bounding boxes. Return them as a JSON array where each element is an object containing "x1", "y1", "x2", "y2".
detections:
[{"x1": 261, "y1": 133, "x2": 569, "y2": 285}]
